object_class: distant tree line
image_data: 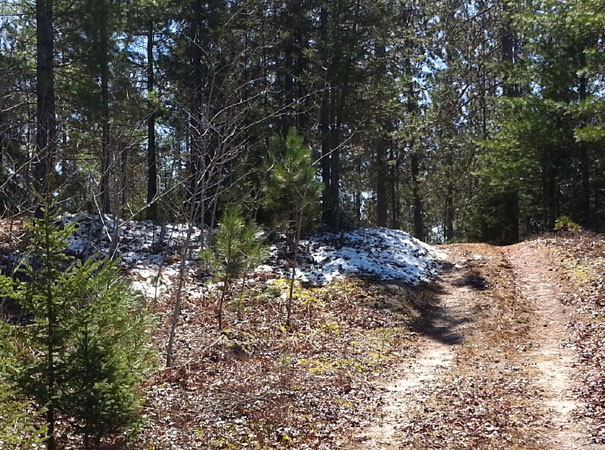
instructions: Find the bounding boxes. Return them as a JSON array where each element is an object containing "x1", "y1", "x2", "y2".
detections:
[{"x1": 0, "y1": 0, "x2": 603, "y2": 243}]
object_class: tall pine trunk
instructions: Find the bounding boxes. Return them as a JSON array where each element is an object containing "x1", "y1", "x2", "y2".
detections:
[
  {"x1": 410, "y1": 150, "x2": 424, "y2": 240},
  {"x1": 189, "y1": 0, "x2": 205, "y2": 218},
  {"x1": 99, "y1": 1, "x2": 111, "y2": 214},
  {"x1": 375, "y1": 43, "x2": 388, "y2": 228},
  {"x1": 34, "y1": 0, "x2": 56, "y2": 202},
  {"x1": 407, "y1": 77, "x2": 424, "y2": 240},
  {"x1": 376, "y1": 142, "x2": 387, "y2": 227},
  {"x1": 444, "y1": 183, "x2": 454, "y2": 242},
  {"x1": 499, "y1": 4, "x2": 519, "y2": 243},
  {"x1": 318, "y1": 4, "x2": 343, "y2": 231}
]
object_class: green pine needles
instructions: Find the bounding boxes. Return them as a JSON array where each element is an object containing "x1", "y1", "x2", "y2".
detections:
[
  {"x1": 0, "y1": 202, "x2": 155, "y2": 450},
  {"x1": 265, "y1": 127, "x2": 322, "y2": 235},
  {"x1": 265, "y1": 128, "x2": 321, "y2": 327},
  {"x1": 202, "y1": 206, "x2": 267, "y2": 330},
  {"x1": 0, "y1": 333, "x2": 46, "y2": 449}
]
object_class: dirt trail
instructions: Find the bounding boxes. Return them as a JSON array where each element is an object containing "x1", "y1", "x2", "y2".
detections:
[
  {"x1": 352, "y1": 268, "x2": 465, "y2": 450},
  {"x1": 506, "y1": 243, "x2": 600, "y2": 450},
  {"x1": 356, "y1": 342, "x2": 454, "y2": 450},
  {"x1": 346, "y1": 246, "x2": 481, "y2": 449},
  {"x1": 345, "y1": 242, "x2": 605, "y2": 450}
]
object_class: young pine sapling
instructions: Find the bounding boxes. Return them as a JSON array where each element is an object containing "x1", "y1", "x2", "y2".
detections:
[
  {"x1": 0, "y1": 202, "x2": 154, "y2": 450},
  {"x1": 264, "y1": 128, "x2": 321, "y2": 328},
  {"x1": 201, "y1": 206, "x2": 266, "y2": 330}
]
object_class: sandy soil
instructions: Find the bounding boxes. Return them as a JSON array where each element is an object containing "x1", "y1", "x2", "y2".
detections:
[{"x1": 345, "y1": 242, "x2": 605, "y2": 450}]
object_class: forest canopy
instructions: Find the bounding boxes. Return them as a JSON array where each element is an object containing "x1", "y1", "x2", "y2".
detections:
[{"x1": 0, "y1": 0, "x2": 603, "y2": 243}]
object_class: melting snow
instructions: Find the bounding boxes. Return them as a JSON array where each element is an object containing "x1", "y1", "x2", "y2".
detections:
[
  {"x1": 59, "y1": 214, "x2": 443, "y2": 300},
  {"x1": 297, "y1": 228, "x2": 444, "y2": 285}
]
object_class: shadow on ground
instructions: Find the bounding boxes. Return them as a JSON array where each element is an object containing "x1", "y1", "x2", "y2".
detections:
[
  {"x1": 361, "y1": 260, "x2": 477, "y2": 347},
  {"x1": 413, "y1": 262, "x2": 475, "y2": 346}
]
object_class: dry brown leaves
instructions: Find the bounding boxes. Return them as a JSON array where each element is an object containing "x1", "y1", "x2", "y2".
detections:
[
  {"x1": 131, "y1": 275, "x2": 424, "y2": 449},
  {"x1": 539, "y1": 232, "x2": 605, "y2": 443}
]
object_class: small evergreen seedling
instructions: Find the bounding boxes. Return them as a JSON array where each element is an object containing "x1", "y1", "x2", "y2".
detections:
[{"x1": 202, "y1": 206, "x2": 266, "y2": 329}]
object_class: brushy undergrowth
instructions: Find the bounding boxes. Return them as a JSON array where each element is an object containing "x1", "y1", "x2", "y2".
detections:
[{"x1": 137, "y1": 277, "x2": 424, "y2": 449}]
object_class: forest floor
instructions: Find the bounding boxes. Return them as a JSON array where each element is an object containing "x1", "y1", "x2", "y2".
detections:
[
  {"x1": 131, "y1": 233, "x2": 605, "y2": 449},
  {"x1": 3, "y1": 219, "x2": 605, "y2": 449}
]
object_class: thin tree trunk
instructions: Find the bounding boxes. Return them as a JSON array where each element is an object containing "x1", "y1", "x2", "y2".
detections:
[
  {"x1": 99, "y1": 1, "x2": 111, "y2": 214},
  {"x1": 444, "y1": 184, "x2": 454, "y2": 242},
  {"x1": 189, "y1": 0, "x2": 204, "y2": 214},
  {"x1": 330, "y1": 86, "x2": 342, "y2": 231},
  {"x1": 165, "y1": 222, "x2": 193, "y2": 367},
  {"x1": 119, "y1": 142, "x2": 129, "y2": 211},
  {"x1": 146, "y1": 20, "x2": 158, "y2": 221},
  {"x1": 376, "y1": 142, "x2": 387, "y2": 227},
  {"x1": 319, "y1": 6, "x2": 333, "y2": 228},
  {"x1": 500, "y1": 3, "x2": 520, "y2": 242},
  {"x1": 375, "y1": 43, "x2": 388, "y2": 227},
  {"x1": 405, "y1": 47, "x2": 424, "y2": 240},
  {"x1": 410, "y1": 149, "x2": 424, "y2": 240},
  {"x1": 389, "y1": 146, "x2": 400, "y2": 229},
  {"x1": 166, "y1": 176, "x2": 203, "y2": 367}
]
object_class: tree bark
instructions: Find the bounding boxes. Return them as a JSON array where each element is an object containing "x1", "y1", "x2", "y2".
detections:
[
  {"x1": 34, "y1": 0, "x2": 56, "y2": 202},
  {"x1": 146, "y1": 20, "x2": 158, "y2": 221},
  {"x1": 188, "y1": 0, "x2": 205, "y2": 218},
  {"x1": 329, "y1": 85, "x2": 341, "y2": 230},
  {"x1": 375, "y1": 42, "x2": 388, "y2": 228},
  {"x1": 99, "y1": 1, "x2": 111, "y2": 214},
  {"x1": 499, "y1": 3, "x2": 520, "y2": 242},
  {"x1": 376, "y1": 142, "x2": 387, "y2": 227},
  {"x1": 390, "y1": 146, "x2": 401, "y2": 229},
  {"x1": 410, "y1": 149, "x2": 424, "y2": 240},
  {"x1": 444, "y1": 184, "x2": 454, "y2": 242},
  {"x1": 501, "y1": 6, "x2": 516, "y2": 98},
  {"x1": 407, "y1": 73, "x2": 424, "y2": 240},
  {"x1": 319, "y1": 6, "x2": 333, "y2": 229}
]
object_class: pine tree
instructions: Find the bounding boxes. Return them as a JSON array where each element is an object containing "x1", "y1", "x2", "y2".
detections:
[
  {"x1": 34, "y1": 0, "x2": 57, "y2": 201},
  {"x1": 265, "y1": 128, "x2": 322, "y2": 237},
  {"x1": 202, "y1": 206, "x2": 266, "y2": 330},
  {"x1": 0, "y1": 201, "x2": 154, "y2": 449},
  {"x1": 60, "y1": 257, "x2": 154, "y2": 449},
  {"x1": 265, "y1": 127, "x2": 321, "y2": 327}
]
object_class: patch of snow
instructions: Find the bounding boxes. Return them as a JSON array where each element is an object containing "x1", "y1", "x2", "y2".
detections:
[
  {"x1": 255, "y1": 264, "x2": 274, "y2": 274},
  {"x1": 298, "y1": 228, "x2": 444, "y2": 285},
  {"x1": 60, "y1": 213, "x2": 207, "y2": 300},
  {"x1": 60, "y1": 214, "x2": 443, "y2": 298}
]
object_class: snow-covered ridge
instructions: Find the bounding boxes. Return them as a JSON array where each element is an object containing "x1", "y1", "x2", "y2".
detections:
[
  {"x1": 58, "y1": 215, "x2": 443, "y2": 298},
  {"x1": 293, "y1": 228, "x2": 445, "y2": 285}
]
